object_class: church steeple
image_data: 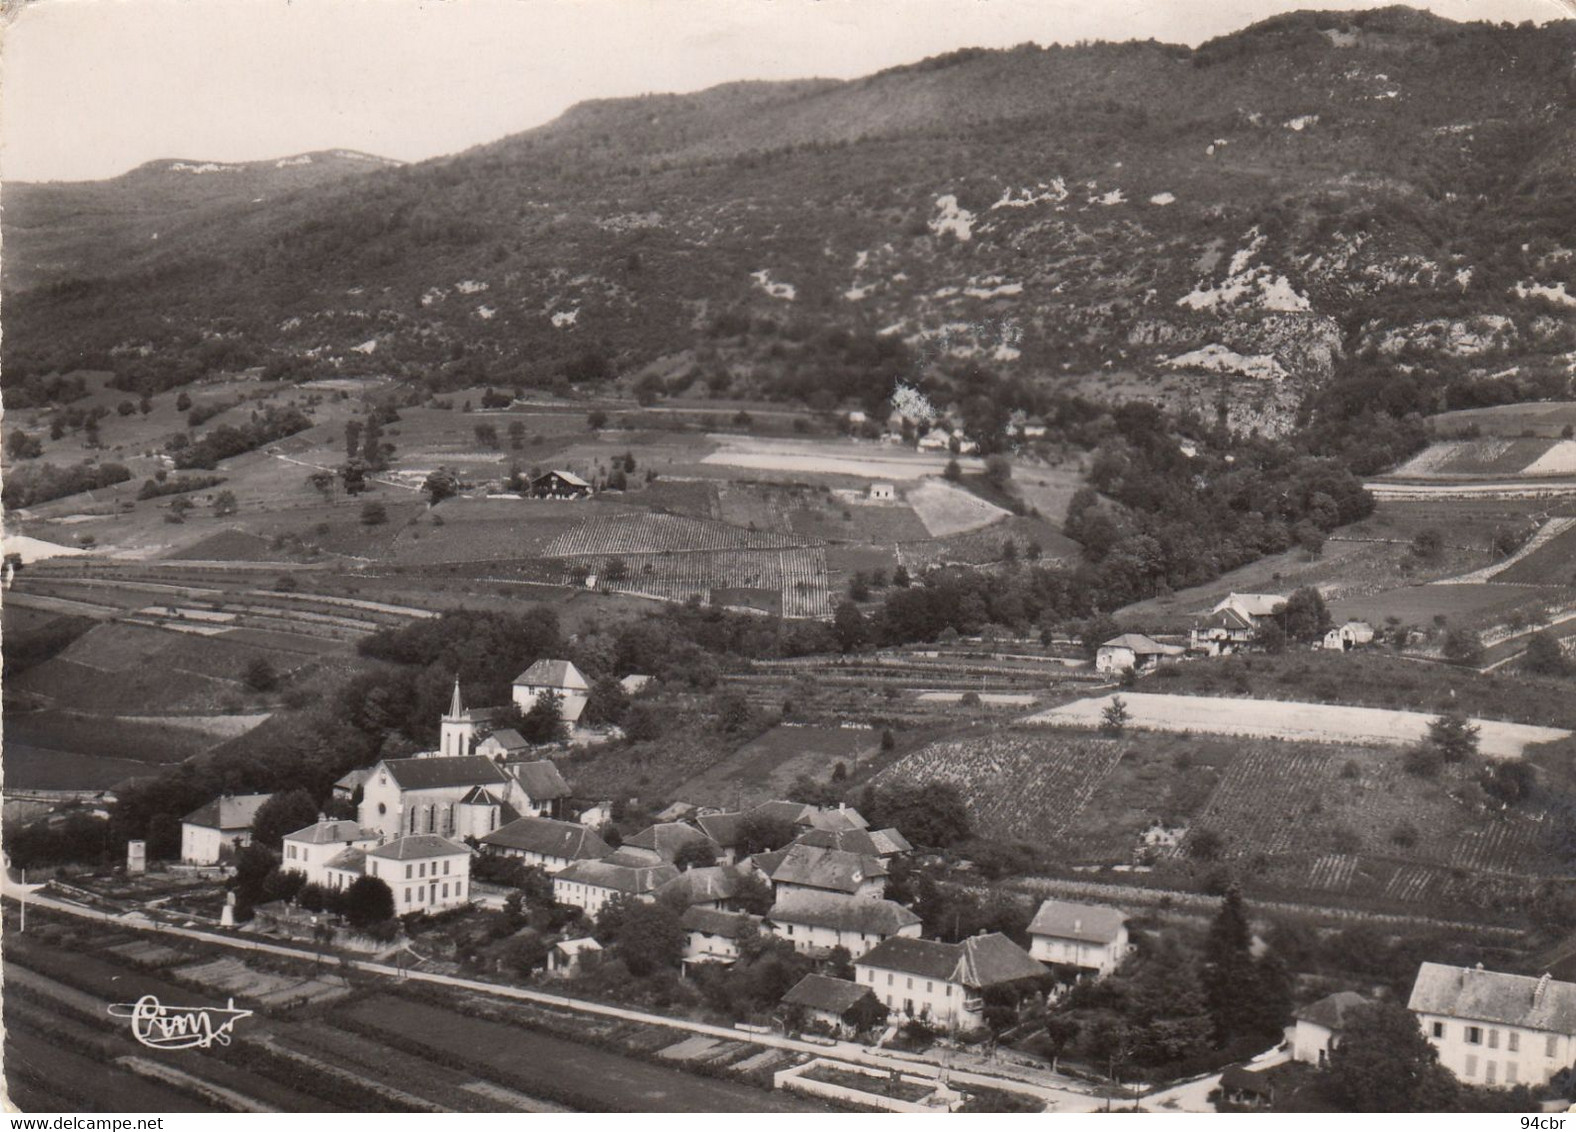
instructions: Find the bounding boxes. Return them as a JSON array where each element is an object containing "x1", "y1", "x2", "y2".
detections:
[{"x1": 446, "y1": 675, "x2": 464, "y2": 720}]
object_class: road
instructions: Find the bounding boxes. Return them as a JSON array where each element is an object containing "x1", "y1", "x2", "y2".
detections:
[{"x1": 3, "y1": 880, "x2": 1101, "y2": 1111}]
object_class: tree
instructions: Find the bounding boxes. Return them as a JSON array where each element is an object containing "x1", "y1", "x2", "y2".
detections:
[
  {"x1": 713, "y1": 688, "x2": 751, "y2": 733},
  {"x1": 1079, "y1": 614, "x2": 1121, "y2": 658},
  {"x1": 604, "y1": 556, "x2": 629, "y2": 582},
  {"x1": 211, "y1": 490, "x2": 238, "y2": 517},
  {"x1": 943, "y1": 459, "x2": 962, "y2": 482},
  {"x1": 985, "y1": 454, "x2": 1012, "y2": 488},
  {"x1": 361, "y1": 501, "x2": 388, "y2": 526},
  {"x1": 518, "y1": 691, "x2": 566, "y2": 743},
  {"x1": 343, "y1": 875, "x2": 396, "y2": 929},
  {"x1": 345, "y1": 419, "x2": 363, "y2": 461},
  {"x1": 673, "y1": 841, "x2": 718, "y2": 869},
  {"x1": 243, "y1": 656, "x2": 279, "y2": 692},
  {"x1": 737, "y1": 812, "x2": 796, "y2": 855},
  {"x1": 361, "y1": 416, "x2": 386, "y2": 470},
  {"x1": 1323, "y1": 1002, "x2": 1459, "y2": 1112},
  {"x1": 1442, "y1": 627, "x2": 1484, "y2": 667},
  {"x1": 1523, "y1": 632, "x2": 1570, "y2": 677},
  {"x1": 6, "y1": 430, "x2": 43, "y2": 460},
  {"x1": 340, "y1": 460, "x2": 368, "y2": 495},
  {"x1": 250, "y1": 788, "x2": 320, "y2": 849},
  {"x1": 892, "y1": 564, "x2": 912, "y2": 588},
  {"x1": 423, "y1": 468, "x2": 459, "y2": 505},
  {"x1": 307, "y1": 470, "x2": 335, "y2": 501},
  {"x1": 507, "y1": 420, "x2": 527, "y2": 449},
  {"x1": 1480, "y1": 759, "x2": 1536, "y2": 805},
  {"x1": 1427, "y1": 710, "x2": 1479, "y2": 763},
  {"x1": 732, "y1": 870, "x2": 774, "y2": 915},
  {"x1": 848, "y1": 572, "x2": 872, "y2": 601},
  {"x1": 614, "y1": 900, "x2": 685, "y2": 976},
  {"x1": 867, "y1": 782, "x2": 970, "y2": 848},
  {"x1": 1281, "y1": 587, "x2": 1331, "y2": 643},
  {"x1": 1254, "y1": 618, "x2": 1288, "y2": 654},
  {"x1": 833, "y1": 600, "x2": 868, "y2": 653},
  {"x1": 1101, "y1": 695, "x2": 1131, "y2": 736},
  {"x1": 587, "y1": 410, "x2": 609, "y2": 431},
  {"x1": 474, "y1": 423, "x2": 499, "y2": 449},
  {"x1": 176, "y1": 391, "x2": 192, "y2": 412},
  {"x1": 1200, "y1": 884, "x2": 1276, "y2": 1046}
]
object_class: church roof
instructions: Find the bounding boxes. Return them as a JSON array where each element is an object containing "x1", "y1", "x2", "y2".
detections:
[
  {"x1": 382, "y1": 756, "x2": 509, "y2": 791},
  {"x1": 458, "y1": 786, "x2": 502, "y2": 806},
  {"x1": 513, "y1": 659, "x2": 589, "y2": 691},
  {"x1": 181, "y1": 793, "x2": 271, "y2": 832}
]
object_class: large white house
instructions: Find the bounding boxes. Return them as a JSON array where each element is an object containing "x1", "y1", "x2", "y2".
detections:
[
  {"x1": 1409, "y1": 962, "x2": 1576, "y2": 1087},
  {"x1": 512, "y1": 659, "x2": 590, "y2": 725},
  {"x1": 180, "y1": 793, "x2": 272, "y2": 865},
  {"x1": 854, "y1": 933, "x2": 1046, "y2": 1031},
  {"x1": 361, "y1": 834, "x2": 473, "y2": 916},
  {"x1": 282, "y1": 819, "x2": 379, "y2": 887},
  {"x1": 756, "y1": 843, "x2": 888, "y2": 901},
  {"x1": 1027, "y1": 899, "x2": 1130, "y2": 978}
]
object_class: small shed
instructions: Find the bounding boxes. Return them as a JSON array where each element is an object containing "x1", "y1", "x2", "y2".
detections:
[
  {"x1": 1323, "y1": 621, "x2": 1375, "y2": 652},
  {"x1": 547, "y1": 936, "x2": 602, "y2": 976},
  {"x1": 780, "y1": 974, "x2": 888, "y2": 1037},
  {"x1": 868, "y1": 482, "x2": 896, "y2": 502},
  {"x1": 1218, "y1": 1063, "x2": 1275, "y2": 1109}
]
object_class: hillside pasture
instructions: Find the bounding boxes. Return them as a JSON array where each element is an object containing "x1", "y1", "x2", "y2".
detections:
[
  {"x1": 1023, "y1": 692, "x2": 1571, "y2": 758},
  {"x1": 675, "y1": 724, "x2": 881, "y2": 807},
  {"x1": 1492, "y1": 521, "x2": 1576, "y2": 585},
  {"x1": 700, "y1": 435, "x2": 982, "y2": 482},
  {"x1": 1429, "y1": 401, "x2": 1576, "y2": 439},
  {"x1": 2, "y1": 741, "x2": 156, "y2": 790},
  {"x1": 905, "y1": 479, "x2": 1011, "y2": 537}
]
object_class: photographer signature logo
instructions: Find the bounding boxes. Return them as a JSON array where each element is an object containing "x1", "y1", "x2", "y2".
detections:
[{"x1": 107, "y1": 994, "x2": 252, "y2": 1050}]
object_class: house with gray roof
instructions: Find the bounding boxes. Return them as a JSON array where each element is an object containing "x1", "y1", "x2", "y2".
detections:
[
  {"x1": 479, "y1": 816, "x2": 609, "y2": 873},
  {"x1": 552, "y1": 858, "x2": 679, "y2": 916},
  {"x1": 180, "y1": 793, "x2": 272, "y2": 865},
  {"x1": 1027, "y1": 899, "x2": 1130, "y2": 978},
  {"x1": 655, "y1": 864, "x2": 755, "y2": 910},
  {"x1": 282, "y1": 818, "x2": 379, "y2": 886},
  {"x1": 854, "y1": 933, "x2": 1047, "y2": 1032},
  {"x1": 618, "y1": 822, "x2": 719, "y2": 866},
  {"x1": 364, "y1": 834, "x2": 473, "y2": 916},
  {"x1": 512, "y1": 658, "x2": 590, "y2": 724},
  {"x1": 1096, "y1": 633, "x2": 1185, "y2": 675},
  {"x1": 1293, "y1": 990, "x2": 1369, "y2": 1067},
  {"x1": 766, "y1": 891, "x2": 921, "y2": 957},
  {"x1": 680, "y1": 906, "x2": 761, "y2": 967},
  {"x1": 507, "y1": 759, "x2": 572, "y2": 818},
  {"x1": 1409, "y1": 963, "x2": 1576, "y2": 1087},
  {"x1": 760, "y1": 842, "x2": 888, "y2": 900},
  {"x1": 780, "y1": 974, "x2": 887, "y2": 1037}
]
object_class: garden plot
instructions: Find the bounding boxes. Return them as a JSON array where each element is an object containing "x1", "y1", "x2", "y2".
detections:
[
  {"x1": 544, "y1": 511, "x2": 811, "y2": 556},
  {"x1": 905, "y1": 480, "x2": 1011, "y2": 537},
  {"x1": 701, "y1": 435, "x2": 981, "y2": 481},
  {"x1": 1521, "y1": 441, "x2": 1576, "y2": 476},
  {"x1": 873, "y1": 730, "x2": 1127, "y2": 843},
  {"x1": 1024, "y1": 692, "x2": 1570, "y2": 758},
  {"x1": 916, "y1": 692, "x2": 1038, "y2": 705},
  {"x1": 173, "y1": 957, "x2": 352, "y2": 1007}
]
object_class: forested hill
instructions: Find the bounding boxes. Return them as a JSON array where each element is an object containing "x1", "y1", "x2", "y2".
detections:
[{"x1": 5, "y1": 8, "x2": 1575, "y2": 435}]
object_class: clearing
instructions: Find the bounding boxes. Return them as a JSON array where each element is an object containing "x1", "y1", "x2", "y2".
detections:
[
  {"x1": 905, "y1": 480, "x2": 1011, "y2": 537},
  {"x1": 1023, "y1": 692, "x2": 1570, "y2": 758}
]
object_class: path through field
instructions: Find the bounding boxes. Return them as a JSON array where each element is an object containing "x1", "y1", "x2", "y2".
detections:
[{"x1": 1022, "y1": 692, "x2": 1570, "y2": 758}]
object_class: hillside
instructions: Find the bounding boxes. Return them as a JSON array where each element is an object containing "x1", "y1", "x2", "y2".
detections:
[{"x1": 4, "y1": 9, "x2": 1574, "y2": 435}]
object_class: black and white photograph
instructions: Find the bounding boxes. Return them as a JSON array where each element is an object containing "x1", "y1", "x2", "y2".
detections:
[{"x1": 3, "y1": 0, "x2": 1576, "y2": 1116}]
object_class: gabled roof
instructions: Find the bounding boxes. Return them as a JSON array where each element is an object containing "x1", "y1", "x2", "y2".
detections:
[
  {"x1": 1101, "y1": 633, "x2": 1182, "y2": 656},
  {"x1": 181, "y1": 793, "x2": 272, "y2": 832},
  {"x1": 458, "y1": 786, "x2": 502, "y2": 806},
  {"x1": 553, "y1": 936, "x2": 602, "y2": 958},
  {"x1": 958, "y1": 933, "x2": 1048, "y2": 987},
  {"x1": 855, "y1": 936, "x2": 962, "y2": 981},
  {"x1": 857, "y1": 933, "x2": 1045, "y2": 989},
  {"x1": 480, "y1": 816, "x2": 609, "y2": 860},
  {"x1": 510, "y1": 759, "x2": 571, "y2": 801},
  {"x1": 624, "y1": 822, "x2": 716, "y2": 863},
  {"x1": 783, "y1": 974, "x2": 879, "y2": 1015},
  {"x1": 656, "y1": 801, "x2": 700, "y2": 823},
  {"x1": 1213, "y1": 592, "x2": 1287, "y2": 618},
  {"x1": 748, "y1": 800, "x2": 814, "y2": 827},
  {"x1": 1296, "y1": 990, "x2": 1369, "y2": 1031},
  {"x1": 768, "y1": 892, "x2": 920, "y2": 936},
  {"x1": 536, "y1": 469, "x2": 591, "y2": 488},
  {"x1": 382, "y1": 756, "x2": 510, "y2": 791},
  {"x1": 804, "y1": 806, "x2": 870, "y2": 833},
  {"x1": 478, "y1": 728, "x2": 529, "y2": 752},
  {"x1": 1028, "y1": 900, "x2": 1127, "y2": 946},
  {"x1": 868, "y1": 828, "x2": 913, "y2": 855},
  {"x1": 766, "y1": 843, "x2": 887, "y2": 895},
  {"x1": 1196, "y1": 607, "x2": 1255, "y2": 631},
  {"x1": 1408, "y1": 963, "x2": 1576, "y2": 1035},
  {"x1": 695, "y1": 812, "x2": 745, "y2": 848},
  {"x1": 334, "y1": 768, "x2": 372, "y2": 791},
  {"x1": 681, "y1": 905, "x2": 760, "y2": 939},
  {"x1": 656, "y1": 865, "x2": 749, "y2": 906},
  {"x1": 367, "y1": 834, "x2": 470, "y2": 861},
  {"x1": 513, "y1": 659, "x2": 589, "y2": 691},
  {"x1": 553, "y1": 858, "x2": 679, "y2": 895},
  {"x1": 323, "y1": 847, "x2": 367, "y2": 874},
  {"x1": 794, "y1": 826, "x2": 911, "y2": 857},
  {"x1": 284, "y1": 819, "x2": 377, "y2": 846}
]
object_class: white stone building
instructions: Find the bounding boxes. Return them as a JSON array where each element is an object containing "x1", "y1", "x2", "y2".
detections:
[
  {"x1": 362, "y1": 834, "x2": 473, "y2": 916},
  {"x1": 1027, "y1": 899, "x2": 1130, "y2": 978},
  {"x1": 281, "y1": 819, "x2": 379, "y2": 887},
  {"x1": 179, "y1": 793, "x2": 271, "y2": 865},
  {"x1": 512, "y1": 659, "x2": 590, "y2": 725},
  {"x1": 1409, "y1": 962, "x2": 1576, "y2": 1087}
]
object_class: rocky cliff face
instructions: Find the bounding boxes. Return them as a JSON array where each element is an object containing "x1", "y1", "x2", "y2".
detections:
[{"x1": 5, "y1": 9, "x2": 1575, "y2": 433}]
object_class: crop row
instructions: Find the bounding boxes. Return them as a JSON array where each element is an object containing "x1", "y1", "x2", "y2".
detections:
[
  {"x1": 556, "y1": 547, "x2": 831, "y2": 620},
  {"x1": 543, "y1": 512, "x2": 814, "y2": 557}
]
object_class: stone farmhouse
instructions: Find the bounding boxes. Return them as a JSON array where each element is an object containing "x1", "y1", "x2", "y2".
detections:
[
  {"x1": 1095, "y1": 633, "x2": 1184, "y2": 676},
  {"x1": 478, "y1": 815, "x2": 610, "y2": 874},
  {"x1": 853, "y1": 933, "x2": 1046, "y2": 1031},
  {"x1": 1189, "y1": 592, "x2": 1287, "y2": 656},
  {"x1": 766, "y1": 891, "x2": 921, "y2": 955},
  {"x1": 780, "y1": 973, "x2": 888, "y2": 1037},
  {"x1": 512, "y1": 658, "x2": 591, "y2": 725},
  {"x1": 552, "y1": 858, "x2": 679, "y2": 916}
]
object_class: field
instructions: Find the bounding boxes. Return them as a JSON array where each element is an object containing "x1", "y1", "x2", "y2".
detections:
[
  {"x1": 1024, "y1": 692, "x2": 1571, "y2": 758},
  {"x1": 1429, "y1": 401, "x2": 1576, "y2": 439},
  {"x1": 905, "y1": 479, "x2": 1011, "y2": 537},
  {"x1": 1493, "y1": 520, "x2": 1576, "y2": 586},
  {"x1": 701, "y1": 435, "x2": 983, "y2": 482},
  {"x1": 675, "y1": 724, "x2": 881, "y2": 808}
]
